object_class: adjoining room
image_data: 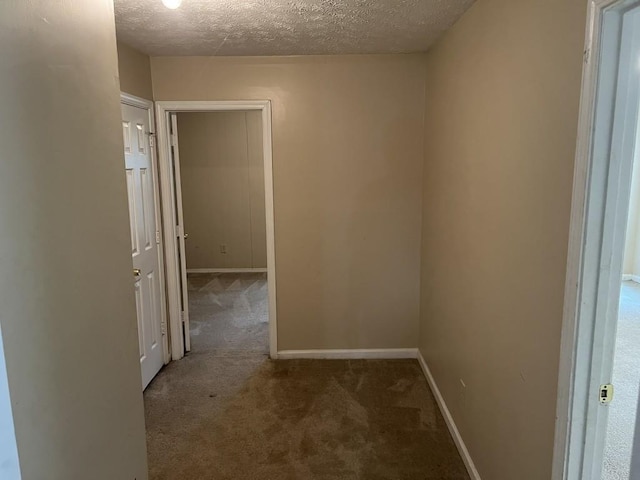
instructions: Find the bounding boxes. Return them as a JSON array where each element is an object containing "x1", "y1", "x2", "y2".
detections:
[{"x1": 179, "y1": 110, "x2": 269, "y2": 355}]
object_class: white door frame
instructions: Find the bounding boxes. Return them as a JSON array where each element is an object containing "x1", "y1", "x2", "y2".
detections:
[
  {"x1": 552, "y1": 1, "x2": 640, "y2": 478},
  {"x1": 120, "y1": 92, "x2": 171, "y2": 366},
  {"x1": 155, "y1": 100, "x2": 278, "y2": 360}
]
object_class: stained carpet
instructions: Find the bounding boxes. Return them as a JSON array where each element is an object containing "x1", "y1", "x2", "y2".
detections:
[{"x1": 144, "y1": 273, "x2": 470, "y2": 480}]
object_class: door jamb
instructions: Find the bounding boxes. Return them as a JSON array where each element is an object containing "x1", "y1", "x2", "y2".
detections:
[
  {"x1": 552, "y1": 1, "x2": 640, "y2": 478},
  {"x1": 155, "y1": 100, "x2": 277, "y2": 360},
  {"x1": 120, "y1": 92, "x2": 171, "y2": 365}
]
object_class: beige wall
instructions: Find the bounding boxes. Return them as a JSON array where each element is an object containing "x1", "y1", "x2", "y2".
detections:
[
  {"x1": 418, "y1": 1, "x2": 587, "y2": 479},
  {"x1": 152, "y1": 55, "x2": 426, "y2": 350},
  {"x1": 0, "y1": 1, "x2": 148, "y2": 479},
  {"x1": 178, "y1": 111, "x2": 267, "y2": 269},
  {"x1": 117, "y1": 41, "x2": 153, "y2": 100},
  {"x1": 624, "y1": 122, "x2": 640, "y2": 276}
]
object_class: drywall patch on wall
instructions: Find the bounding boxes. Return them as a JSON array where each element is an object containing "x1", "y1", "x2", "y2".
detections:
[{"x1": 178, "y1": 111, "x2": 266, "y2": 269}]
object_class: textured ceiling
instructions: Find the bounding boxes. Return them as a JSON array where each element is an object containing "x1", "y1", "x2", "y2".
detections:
[{"x1": 114, "y1": 0, "x2": 475, "y2": 56}]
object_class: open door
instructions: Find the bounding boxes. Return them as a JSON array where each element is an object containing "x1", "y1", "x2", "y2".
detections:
[
  {"x1": 555, "y1": 3, "x2": 640, "y2": 479},
  {"x1": 588, "y1": 6, "x2": 640, "y2": 479},
  {"x1": 121, "y1": 94, "x2": 170, "y2": 388},
  {"x1": 583, "y1": 6, "x2": 640, "y2": 479},
  {"x1": 169, "y1": 113, "x2": 191, "y2": 353}
]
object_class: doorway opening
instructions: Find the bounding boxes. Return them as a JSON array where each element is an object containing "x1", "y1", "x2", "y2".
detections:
[
  {"x1": 155, "y1": 101, "x2": 277, "y2": 361},
  {"x1": 553, "y1": 1, "x2": 640, "y2": 479},
  {"x1": 178, "y1": 110, "x2": 268, "y2": 356}
]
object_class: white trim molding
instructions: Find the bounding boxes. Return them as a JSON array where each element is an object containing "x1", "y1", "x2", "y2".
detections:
[
  {"x1": 120, "y1": 92, "x2": 152, "y2": 109},
  {"x1": 553, "y1": 1, "x2": 640, "y2": 479},
  {"x1": 276, "y1": 348, "x2": 419, "y2": 360},
  {"x1": 416, "y1": 351, "x2": 481, "y2": 480},
  {"x1": 622, "y1": 274, "x2": 640, "y2": 283},
  {"x1": 186, "y1": 268, "x2": 268, "y2": 274},
  {"x1": 155, "y1": 100, "x2": 278, "y2": 360}
]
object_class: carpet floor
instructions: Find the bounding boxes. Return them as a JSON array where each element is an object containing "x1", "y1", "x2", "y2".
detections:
[
  {"x1": 144, "y1": 273, "x2": 470, "y2": 480},
  {"x1": 603, "y1": 281, "x2": 640, "y2": 480}
]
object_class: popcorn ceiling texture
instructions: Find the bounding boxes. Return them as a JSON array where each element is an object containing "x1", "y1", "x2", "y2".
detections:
[{"x1": 114, "y1": 0, "x2": 475, "y2": 56}]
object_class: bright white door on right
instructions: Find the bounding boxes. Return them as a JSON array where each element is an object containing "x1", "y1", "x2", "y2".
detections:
[{"x1": 122, "y1": 101, "x2": 166, "y2": 389}]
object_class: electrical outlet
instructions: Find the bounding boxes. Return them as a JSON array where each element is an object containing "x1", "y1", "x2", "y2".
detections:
[{"x1": 220, "y1": 244, "x2": 227, "y2": 254}]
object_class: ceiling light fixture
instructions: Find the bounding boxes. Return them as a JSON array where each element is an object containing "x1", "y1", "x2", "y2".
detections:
[{"x1": 161, "y1": 0, "x2": 182, "y2": 9}]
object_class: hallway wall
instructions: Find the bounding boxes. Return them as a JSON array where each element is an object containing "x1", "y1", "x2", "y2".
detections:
[
  {"x1": 117, "y1": 41, "x2": 153, "y2": 100},
  {"x1": 178, "y1": 111, "x2": 267, "y2": 270},
  {"x1": 418, "y1": 0, "x2": 587, "y2": 478},
  {"x1": 151, "y1": 55, "x2": 426, "y2": 351},
  {"x1": 0, "y1": 1, "x2": 149, "y2": 478}
]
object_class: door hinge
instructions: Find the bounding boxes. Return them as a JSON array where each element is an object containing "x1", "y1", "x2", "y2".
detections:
[
  {"x1": 599, "y1": 384, "x2": 614, "y2": 405},
  {"x1": 160, "y1": 321, "x2": 167, "y2": 335},
  {"x1": 584, "y1": 48, "x2": 591, "y2": 65},
  {"x1": 148, "y1": 132, "x2": 155, "y2": 147},
  {"x1": 156, "y1": 230, "x2": 161, "y2": 245},
  {"x1": 170, "y1": 134, "x2": 178, "y2": 147}
]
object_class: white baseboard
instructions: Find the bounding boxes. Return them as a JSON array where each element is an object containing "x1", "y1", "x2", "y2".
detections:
[
  {"x1": 187, "y1": 268, "x2": 267, "y2": 274},
  {"x1": 622, "y1": 274, "x2": 640, "y2": 283},
  {"x1": 276, "y1": 348, "x2": 419, "y2": 360},
  {"x1": 416, "y1": 350, "x2": 481, "y2": 480}
]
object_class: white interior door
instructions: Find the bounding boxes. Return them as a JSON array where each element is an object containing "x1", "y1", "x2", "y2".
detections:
[
  {"x1": 169, "y1": 113, "x2": 191, "y2": 352},
  {"x1": 122, "y1": 101, "x2": 167, "y2": 389},
  {"x1": 564, "y1": 5, "x2": 640, "y2": 479},
  {"x1": 591, "y1": 7, "x2": 640, "y2": 478}
]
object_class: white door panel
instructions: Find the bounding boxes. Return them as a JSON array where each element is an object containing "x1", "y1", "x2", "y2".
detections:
[
  {"x1": 169, "y1": 113, "x2": 191, "y2": 352},
  {"x1": 122, "y1": 102, "x2": 165, "y2": 390}
]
